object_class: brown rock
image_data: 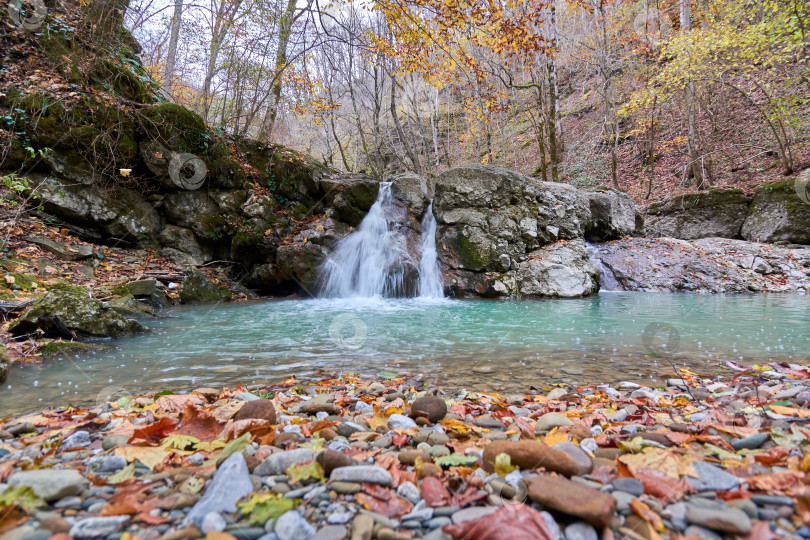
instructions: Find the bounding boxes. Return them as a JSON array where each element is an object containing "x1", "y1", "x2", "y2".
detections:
[
  {"x1": 39, "y1": 517, "x2": 72, "y2": 534},
  {"x1": 482, "y1": 440, "x2": 580, "y2": 477},
  {"x1": 552, "y1": 442, "x2": 593, "y2": 475},
  {"x1": 319, "y1": 427, "x2": 337, "y2": 440},
  {"x1": 274, "y1": 432, "x2": 303, "y2": 447},
  {"x1": 192, "y1": 387, "x2": 220, "y2": 402},
  {"x1": 302, "y1": 402, "x2": 339, "y2": 414},
  {"x1": 398, "y1": 450, "x2": 431, "y2": 465},
  {"x1": 233, "y1": 399, "x2": 277, "y2": 423},
  {"x1": 244, "y1": 454, "x2": 261, "y2": 472},
  {"x1": 593, "y1": 457, "x2": 617, "y2": 473},
  {"x1": 568, "y1": 423, "x2": 593, "y2": 441},
  {"x1": 316, "y1": 450, "x2": 358, "y2": 474},
  {"x1": 410, "y1": 396, "x2": 448, "y2": 423},
  {"x1": 527, "y1": 474, "x2": 617, "y2": 527},
  {"x1": 416, "y1": 463, "x2": 443, "y2": 479},
  {"x1": 594, "y1": 447, "x2": 623, "y2": 459},
  {"x1": 156, "y1": 492, "x2": 198, "y2": 510},
  {"x1": 640, "y1": 432, "x2": 674, "y2": 447},
  {"x1": 161, "y1": 526, "x2": 202, "y2": 540}
]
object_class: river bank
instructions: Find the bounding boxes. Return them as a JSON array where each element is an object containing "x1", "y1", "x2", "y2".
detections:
[{"x1": 0, "y1": 366, "x2": 808, "y2": 540}]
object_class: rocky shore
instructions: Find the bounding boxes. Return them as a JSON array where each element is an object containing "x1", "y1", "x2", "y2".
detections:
[{"x1": 1, "y1": 365, "x2": 808, "y2": 540}]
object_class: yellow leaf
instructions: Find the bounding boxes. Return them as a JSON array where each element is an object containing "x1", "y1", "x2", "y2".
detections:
[
  {"x1": 543, "y1": 427, "x2": 568, "y2": 446},
  {"x1": 114, "y1": 446, "x2": 170, "y2": 470},
  {"x1": 119, "y1": 169, "x2": 132, "y2": 177},
  {"x1": 107, "y1": 462, "x2": 136, "y2": 484}
]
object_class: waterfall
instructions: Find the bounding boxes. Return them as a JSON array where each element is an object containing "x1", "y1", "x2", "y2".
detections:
[
  {"x1": 586, "y1": 242, "x2": 622, "y2": 292},
  {"x1": 418, "y1": 200, "x2": 444, "y2": 298},
  {"x1": 320, "y1": 182, "x2": 411, "y2": 298}
]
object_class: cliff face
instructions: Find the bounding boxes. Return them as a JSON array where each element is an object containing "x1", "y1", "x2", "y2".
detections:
[{"x1": 0, "y1": 0, "x2": 382, "y2": 295}]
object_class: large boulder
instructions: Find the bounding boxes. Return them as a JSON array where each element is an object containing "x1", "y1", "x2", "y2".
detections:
[
  {"x1": 178, "y1": 269, "x2": 232, "y2": 303},
  {"x1": 9, "y1": 284, "x2": 147, "y2": 338},
  {"x1": 433, "y1": 164, "x2": 600, "y2": 298},
  {"x1": 585, "y1": 189, "x2": 640, "y2": 240},
  {"x1": 595, "y1": 237, "x2": 810, "y2": 292},
  {"x1": 644, "y1": 189, "x2": 751, "y2": 240},
  {"x1": 158, "y1": 225, "x2": 213, "y2": 265},
  {"x1": 320, "y1": 174, "x2": 380, "y2": 225},
  {"x1": 31, "y1": 175, "x2": 161, "y2": 245},
  {"x1": 741, "y1": 180, "x2": 810, "y2": 244}
]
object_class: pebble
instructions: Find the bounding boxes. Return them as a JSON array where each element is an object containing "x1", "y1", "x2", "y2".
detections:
[
  {"x1": 255, "y1": 448, "x2": 315, "y2": 476},
  {"x1": 61, "y1": 430, "x2": 92, "y2": 449},
  {"x1": 330, "y1": 482, "x2": 361, "y2": 494},
  {"x1": 69, "y1": 516, "x2": 130, "y2": 538},
  {"x1": 200, "y1": 512, "x2": 227, "y2": 533},
  {"x1": 275, "y1": 510, "x2": 315, "y2": 540},
  {"x1": 329, "y1": 466, "x2": 393, "y2": 486},
  {"x1": 351, "y1": 514, "x2": 374, "y2": 540},
  {"x1": 686, "y1": 461, "x2": 739, "y2": 492},
  {"x1": 396, "y1": 481, "x2": 421, "y2": 503},
  {"x1": 450, "y1": 506, "x2": 498, "y2": 524},
  {"x1": 87, "y1": 455, "x2": 127, "y2": 474},
  {"x1": 611, "y1": 477, "x2": 644, "y2": 497},
  {"x1": 425, "y1": 517, "x2": 451, "y2": 529},
  {"x1": 184, "y1": 452, "x2": 253, "y2": 529},
  {"x1": 611, "y1": 491, "x2": 635, "y2": 515},
  {"x1": 685, "y1": 506, "x2": 752, "y2": 535},
  {"x1": 546, "y1": 388, "x2": 568, "y2": 400},
  {"x1": 750, "y1": 494, "x2": 794, "y2": 507},
  {"x1": 54, "y1": 496, "x2": 83, "y2": 510},
  {"x1": 534, "y1": 412, "x2": 573, "y2": 432},
  {"x1": 410, "y1": 396, "x2": 447, "y2": 423},
  {"x1": 101, "y1": 434, "x2": 129, "y2": 451},
  {"x1": 228, "y1": 527, "x2": 267, "y2": 539},
  {"x1": 564, "y1": 522, "x2": 598, "y2": 540},
  {"x1": 312, "y1": 525, "x2": 347, "y2": 540},
  {"x1": 731, "y1": 432, "x2": 769, "y2": 450},
  {"x1": 551, "y1": 442, "x2": 592, "y2": 475},
  {"x1": 8, "y1": 469, "x2": 86, "y2": 501}
]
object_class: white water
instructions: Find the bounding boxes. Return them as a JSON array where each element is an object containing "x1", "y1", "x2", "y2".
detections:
[
  {"x1": 320, "y1": 182, "x2": 411, "y2": 298},
  {"x1": 586, "y1": 242, "x2": 621, "y2": 291},
  {"x1": 418, "y1": 200, "x2": 444, "y2": 298}
]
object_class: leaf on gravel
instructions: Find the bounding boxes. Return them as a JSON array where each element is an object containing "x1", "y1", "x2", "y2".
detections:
[
  {"x1": 114, "y1": 446, "x2": 170, "y2": 470},
  {"x1": 175, "y1": 405, "x2": 223, "y2": 441},
  {"x1": 129, "y1": 417, "x2": 179, "y2": 445},
  {"x1": 0, "y1": 486, "x2": 43, "y2": 509},
  {"x1": 155, "y1": 394, "x2": 206, "y2": 414},
  {"x1": 195, "y1": 438, "x2": 226, "y2": 452},
  {"x1": 239, "y1": 493, "x2": 295, "y2": 525},
  {"x1": 107, "y1": 462, "x2": 137, "y2": 484},
  {"x1": 299, "y1": 438, "x2": 325, "y2": 454},
  {"x1": 630, "y1": 498, "x2": 665, "y2": 531},
  {"x1": 434, "y1": 452, "x2": 478, "y2": 467},
  {"x1": 441, "y1": 418, "x2": 472, "y2": 437},
  {"x1": 442, "y1": 503, "x2": 556, "y2": 540},
  {"x1": 286, "y1": 460, "x2": 325, "y2": 484},
  {"x1": 618, "y1": 447, "x2": 696, "y2": 478},
  {"x1": 355, "y1": 484, "x2": 413, "y2": 517},
  {"x1": 216, "y1": 432, "x2": 251, "y2": 464},
  {"x1": 494, "y1": 453, "x2": 518, "y2": 476},
  {"x1": 219, "y1": 419, "x2": 270, "y2": 441},
  {"x1": 421, "y1": 476, "x2": 451, "y2": 507},
  {"x1": 705, "y1": 443, "x2": 743, "y2": 461},
  {"x1": 161, "y1": 434, "x2": 200, "y2": 451},
  {"x1": 542, "y1": 427, "x2": 568, "y2": 446},
  {"x1": 746, "y1": 471, "x2": 803, "y2": 491},
  {"x1": 633, "y1": 468, "x2": 695, "y2": 504}
]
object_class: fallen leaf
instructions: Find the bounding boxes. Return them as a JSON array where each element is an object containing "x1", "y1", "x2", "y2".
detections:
[
  {"x1": 442, "y1": 503, "x2": 556, "y2": 540},
  {"x1": 175, "y1": 405, "x2": 223, "y2": 441}
]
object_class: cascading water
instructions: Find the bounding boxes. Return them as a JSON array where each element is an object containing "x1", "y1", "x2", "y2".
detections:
[
  {"x1": 586, "y1": 242, "x2": 621, "y2": 291},
  {"x1": 418, "y1": 200, "x2": 444, "y2": 298},
  {"x1": 320, "y1": 182, "x2": 411, "y2": 298}
]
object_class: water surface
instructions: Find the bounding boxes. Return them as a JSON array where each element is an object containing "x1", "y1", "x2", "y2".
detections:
[{"x1": 2, "y1": 293, "x2": 808, "y2": 415}]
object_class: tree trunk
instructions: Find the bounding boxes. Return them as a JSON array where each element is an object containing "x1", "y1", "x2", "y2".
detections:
[
  {"x1": 547, "y1": 1, "x2": 560, "y2": 182},
  {"x1": 680, "y1": 0, "x2": 708, "y2": 188},
  {"x1": 390, "y1": 73, "x2": 422, "y2": 174},
  {"x1": 163, "y1": 0, "x2": 183, "y2": 97},
  {"x1": 259, "y1": 0, "x2": 297, "y2": 141}
]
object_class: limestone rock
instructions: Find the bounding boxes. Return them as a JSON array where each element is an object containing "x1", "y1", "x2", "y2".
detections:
[
  {"x1": 644, "y1": 189, "x2": 751, "y2": 240},
  {"x1": 741, "y1": 180, "x2": 810, "y2": 244},
  {"x1": 179, "y1": 268, "x2": 232, "y2": 304}
]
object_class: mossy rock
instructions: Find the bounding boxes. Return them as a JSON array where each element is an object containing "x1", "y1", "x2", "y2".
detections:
[
  {"x1": 88, "y1": 58, "x2": 154, "y2": 103},
  {"x1": 138, "y1": 103, "x2": 208, "y2": 154},
  {"x1": 231, "y1": 224, "x2": 276, "y2": 267},
  {"x1": 39, "y1": 341, "x2": 110, "y2": 357},
  {"x1": 450, "y1": 232, "x2": 490, "y2": 271},
  {"x1": 9, "y1": 285, "x2": 147, "y2": 338},
  {"x1": 111, "y1": 283, "x2": 133, "y2": 298},
  {"x1": 178, "y1": 268, "x2": 232, "y2": 304},
  {"x1": 3, "y1": 272, "x2": 42, "y2": 291}
]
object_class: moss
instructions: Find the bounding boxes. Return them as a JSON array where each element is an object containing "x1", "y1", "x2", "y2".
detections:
[
  {"x1": 111, "y1": 283, "x2": 133, "y2": 298},
  {"x1": 759, "y1": 179, "x2": 796, "y2": 193},
  {"x1": 3, "y1": 272, "x2": 41, "y2": 291},
  {"x1": 452, "y1": 234, "x2": 490, "y2": 270},
  {"x1": 39, "y1": 341, "x2": 108, "y2": 357},
  {"x1": 138, "y1": 103, "x2": 208, "y2": 153}
]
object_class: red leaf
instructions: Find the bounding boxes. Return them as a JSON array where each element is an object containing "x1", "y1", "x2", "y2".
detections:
[
  {"x1": 129, "y1": 417, "x2": 178, "y2": 445},
  {"x1": 442, "y1": 503, "x2": 556, "y2": 540},
  {"x1": 392, "y1": 432, "x2": 409, "y2": 447},
  {"x1": 174, "y1": 405, "x2": 223, "y2": 442},
  {"x1": 421, "y1": 476, "x2": 451, "y2": 507}
]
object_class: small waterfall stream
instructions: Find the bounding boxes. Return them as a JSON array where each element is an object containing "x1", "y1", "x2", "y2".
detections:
[
  {"x1": 586, "y1": 242, "x2": 622, "y2": 291},
  {"x1": 418, "y1": 200, "x2": 444, "y2": 298}
]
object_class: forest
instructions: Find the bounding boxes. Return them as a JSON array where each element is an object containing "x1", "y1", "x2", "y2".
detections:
[{"x1": 127, "y1": 0, "x2": 809, "y2": 200}]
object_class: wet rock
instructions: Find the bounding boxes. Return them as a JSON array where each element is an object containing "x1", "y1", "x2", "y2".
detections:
[
  {"x1": 312, "y1": 525, "x2": 348, "y2": 540},
  {"x1": 410, "y1": 396, "x2": 447, "y2": 423},
  {"x1": 69, "y1": 516, "x2": 130, "y2": 538},
  {"x1": 234, "y1": 399, "x2": 277, "y2": 423},
  {"x1": 275, "y1": 510, "x2": 315, "y2": 540},
  {"x1": 102, "y1": 434, "x2": 130, "y2": 451},
  {"x1": 685, "y1": 505, "x2": 752, "y2": 535},
  {"x1": 363, "y1": 383, "x2": 386, "y2": 396},
  {"x1": 184, "y1": 452, "x2": 253, "y2": 529},
  {"x1": 86, "y1": 455, "x2": 127, "y2": 474},
  {"x1": 534, "y1": 412, "x2": 573, "y2": 432},
  {"x1": 482, "y1": 440, "x2": 580, "y2": 477},
  {"x1": 527, "y1": 474, "x2": 617, "y2": 528},
  {"x1": 255, "y1": 448, "x2": 315, "y2": 476},
  {"x1": 336, "y1": 423, "x2": 366, "y2": 437},
  {"x1": 8, "y1": 469, "x2": 86, "y2": 501},
  {"x1": 329, "y1": 466, "x2": 392, "y2": 486}
]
